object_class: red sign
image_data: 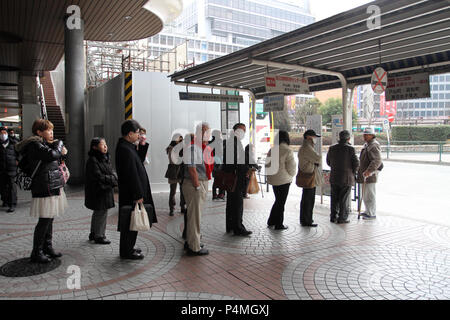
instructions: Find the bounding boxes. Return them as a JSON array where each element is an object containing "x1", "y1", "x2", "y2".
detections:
[{"x1": 265, "y1": 77, "x2": 276, "y2": 87}]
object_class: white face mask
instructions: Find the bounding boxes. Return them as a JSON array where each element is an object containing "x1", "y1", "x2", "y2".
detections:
[
  {"x1": 235, "y1": 129, "x2": 245, "y2": 140},
  {"x1": 1, "y1": 134, "x2": 8, "y2": 141}
]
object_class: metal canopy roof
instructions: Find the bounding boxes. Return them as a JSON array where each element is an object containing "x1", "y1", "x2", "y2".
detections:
[{"x1": 170, "y1": 0, "x2": 450, "y2": 99}]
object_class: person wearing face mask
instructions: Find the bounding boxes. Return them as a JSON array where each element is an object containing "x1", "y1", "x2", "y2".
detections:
[
  {"x1": 223, "y1": 123, "x2": 252, "y2": 236},
  {"x1": 297, "y1": 129, "x2": 323, "y2": 227},
  {"x1": 85, "y1": 137, "x2": 118, "y2": 244},
  {"x1": 0, "y1": 127, "x2": 18, "y2": 213}
]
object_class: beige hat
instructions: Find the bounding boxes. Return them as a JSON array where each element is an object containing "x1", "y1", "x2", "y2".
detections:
[{"x1": 363, "y1": 127, "x2": 375, "y2": 135}]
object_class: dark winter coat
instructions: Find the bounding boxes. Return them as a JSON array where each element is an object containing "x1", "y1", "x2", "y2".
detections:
[
  {"x1": 115, "y1": 138, "x2": 157, "y2": 232},
  {"x1": 85, "y1": 149, "x2": 118, "y2": 211},
  {"x1": 15, "y1": 136, "x2": 65, "y2": 198},
  {"x1": 326, "y1": 141, "x2": 360, "y2": 186},
  {"x1": 0, "y1": 138, "x2": 18, "y2": 176}
]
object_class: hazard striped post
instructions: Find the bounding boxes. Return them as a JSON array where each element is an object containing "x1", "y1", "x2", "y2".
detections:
[{"x1": 124, "y1": 72, "x2": 132, "y2": 120}]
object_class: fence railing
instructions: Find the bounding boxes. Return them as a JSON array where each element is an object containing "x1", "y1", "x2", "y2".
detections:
[{"x1": 380, "y1": 141, "x2": 449, "y2": 163}]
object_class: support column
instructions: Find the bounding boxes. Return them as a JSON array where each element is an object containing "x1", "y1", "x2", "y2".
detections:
[{"x1": 64, "y1": 18, "x2": 85, "y2": 185}]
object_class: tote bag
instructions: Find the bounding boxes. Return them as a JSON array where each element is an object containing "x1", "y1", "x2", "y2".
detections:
[
  {"x1": 295, "y1": 169, "x2": 315, "y2": 189},
  {"x1": 130, "y1": 203, "x2": 151, "y2": 231},
  {"x1": 247, "y1": 171, "x2": 260, "y2": 194}
]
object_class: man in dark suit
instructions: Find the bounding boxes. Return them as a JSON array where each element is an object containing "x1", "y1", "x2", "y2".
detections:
[
  {"x1": 0, "y1": 126, "x2": 18, "y2": 213},
  {"x1": 115, "y1": 120, "x2": 157, "y2": 260},
  {"x1": 326, "y1": 130, "x2": 359, "y2": 224}
]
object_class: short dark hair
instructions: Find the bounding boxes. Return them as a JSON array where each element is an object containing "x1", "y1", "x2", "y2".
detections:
[
  {"x1": 276, "y1": 130, "x2": 290, "y2": 145},
  {"x1": 233, "y1": 123, "x2": 246, "y2": 131},
  {"x1": 121, "y1": 119, "x2": 141, "y2": 136},
  {"x1": 339, "y1": 130, "x2": 351, "y2": 142}
]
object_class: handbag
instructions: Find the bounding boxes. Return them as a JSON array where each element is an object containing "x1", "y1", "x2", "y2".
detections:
[
  {"x1": 59, "y1": 161, "x2": 70, "y2": 184},
  {"x1": 213, "y1": 166, "x2": 237, "y2": 192},
  {"x1": 296, "y1": 169, "x2": 315, "y2": 189},
  {"x1": 118, "y1": 203, "x2": 155, "y2": 232},
  {"x1": 247, "y1": 171, "x2": 260, "y2": 194},
  {"x1": 130, "y1": 203, "x2": 150, "y2": 231},
  {"x1": 15, "y1": 160, "x2": 42, "y2": 191}
]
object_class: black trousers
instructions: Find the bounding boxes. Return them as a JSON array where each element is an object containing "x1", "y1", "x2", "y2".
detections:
[
  {"x1": 226, "y1": 178, "x2": 246, "y2": 233},
  {"x1": 300, "y1": 187, "x2": 316, "y2": 225},
  {"x1": 330, "y1": 184, "x2": 351, "y2": 222},
  {"x1": 169, "y1": 182, "x2": 185, "y2": 210},
  {"x1": 0, "y1": 173, "x2": 17, "y2": 207},
  {"x1": 119, "y1": 230, "x2": 138, "y2": 257},
  {"x1": 267, "y1": 183, "x2": 290, "y2": 227},
  {"x1": 32, "y1": 218, "x2": 54, "y2": 252}
]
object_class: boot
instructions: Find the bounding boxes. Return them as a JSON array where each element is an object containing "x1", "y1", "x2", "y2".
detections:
[
  {"x1": 30, "y1": 219, "x2": 52, "y2": 263},
  {"x1": 30, "y1": 248, "x2": 52, "y2": 263},
  {"x1": 43, "y1": 222, "x2": 62, "y2": 258}
]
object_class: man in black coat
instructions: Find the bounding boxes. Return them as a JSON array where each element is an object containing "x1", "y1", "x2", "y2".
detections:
[
  {"x1": 326, "y1": 130, "x2": 359, "y2": 223},
  {"x1": 0, "y1": 127, "x2": 18, "y2": 213},
  {"x1": 224, "y1": 123, "x2": 252, "y2": 236},
  {"x1": 115, "y1": 120, "x2": 157, "y2": 260}
]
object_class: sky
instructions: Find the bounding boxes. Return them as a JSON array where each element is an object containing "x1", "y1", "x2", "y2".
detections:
[{"x1": 309, "y1": 0, "x2": 374, "y2": 21}]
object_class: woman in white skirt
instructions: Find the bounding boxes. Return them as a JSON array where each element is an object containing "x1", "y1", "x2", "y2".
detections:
[{"x1": 15, "y1": 119, "x2": 68, "y2": 263}]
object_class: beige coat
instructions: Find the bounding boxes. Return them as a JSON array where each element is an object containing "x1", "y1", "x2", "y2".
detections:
[
  {"x1": 357, "y1": 138, "x2": 382, "y2": 184},
  {"x1": 298, "y1": 139, "x2": 323, "y2": 187},
  {"x1": 266, "y1": 142, "x2": 297, "y2": 186}
]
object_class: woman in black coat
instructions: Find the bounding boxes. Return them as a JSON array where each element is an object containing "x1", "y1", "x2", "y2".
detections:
[
  {"x1": 85, "y1": 137, "x2": 118, "y2": 244},
  {"x1": 15, "y1": 119, "x2": 68, "y2": 264},
  {"x1": 115, "y1": 120, "x2": 157, "y2": 260}
]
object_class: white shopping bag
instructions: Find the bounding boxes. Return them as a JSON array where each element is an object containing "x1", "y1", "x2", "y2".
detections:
[{"x1": 130, "y1": 203, "x2": 150, "y2": 231}]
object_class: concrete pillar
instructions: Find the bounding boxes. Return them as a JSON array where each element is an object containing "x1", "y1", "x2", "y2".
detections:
[{"x1": 64, "y1": 18, "x2": 85, "y2": 184}]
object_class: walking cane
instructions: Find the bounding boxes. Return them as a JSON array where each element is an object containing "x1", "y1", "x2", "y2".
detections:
[
  {"x1": 357, "y1": 177, "x2": 366, "y2": 220},
  {"x1": 257, "y1": 167, "x2": 264, "y2": 198}
]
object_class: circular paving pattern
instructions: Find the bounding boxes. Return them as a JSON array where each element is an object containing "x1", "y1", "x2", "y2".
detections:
[
  {"x1": 96, "y1": 291, "x2": 241, "y2": 300},
  {"x1": 166, "y1": 209, "x2": 346, "y2": 255},
  {"x1": 282, "y1": 245, "x2": 450, "y2": 300},
  {"x1": 423, "y1": 225, "x2": 450, "y2": 248},
  {"x1": 0, "y1": 227, "x2": 182, "y2": 298},
  {"x1": 0, "y1": 257, "x2": 62, "y2": 277}
]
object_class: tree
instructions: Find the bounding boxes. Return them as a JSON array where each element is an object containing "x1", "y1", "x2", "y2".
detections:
[
  {"x1": 294, "y1": 97, "x2": 322, "y2": 127},
  {"x1": 318, "y1": 97, "x2": 357, "y2": 125}
]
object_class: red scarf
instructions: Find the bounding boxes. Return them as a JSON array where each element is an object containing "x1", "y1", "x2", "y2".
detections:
[{"x1": 202, "y1": 143, "x2": 214, "y2": 180}]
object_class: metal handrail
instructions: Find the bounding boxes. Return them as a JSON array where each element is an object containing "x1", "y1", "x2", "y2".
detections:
[{"x1": 36, "y1": 75, "x2": 48, "y2": 120}]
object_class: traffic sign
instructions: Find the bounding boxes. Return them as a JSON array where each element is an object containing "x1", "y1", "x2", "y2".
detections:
[
  {"x1": 383, "y1": 118, "x2": 390, "y2": 130},
  {"x1": 371, "y1": 67, "x2": 387, "y2": 94}
]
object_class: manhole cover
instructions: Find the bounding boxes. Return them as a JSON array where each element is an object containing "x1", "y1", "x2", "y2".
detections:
[{"x1": 0, "y1": 258, "x2": 62, "y2": 277}]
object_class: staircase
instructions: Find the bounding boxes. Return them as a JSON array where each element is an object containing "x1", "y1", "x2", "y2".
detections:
[{"x1": 39, "y1": 72, "x2": 66, "y2": 142}]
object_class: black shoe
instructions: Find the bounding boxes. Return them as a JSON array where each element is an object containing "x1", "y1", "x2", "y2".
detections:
[
  {"x1": 330, "y1": 217, "x2": 337, "y2": 223},
  {"x1": 234, "y1": 230, "x2": 252, "y2": 236},
  {"x1": 120, "y1": 252, "x2": 144, "y2": 260},
  {"x1": 181, "y1": 207, "x2": 187, "y2": 214},
  {"x1": 7, "y1": 206, "x2": 15, "y2": 213},
  {"x1": 133, "y1": 248, "x2": 142, "y2": 254},
  {"x1": 274, "y1": 225, "x2": 289, "y2": 230},
  {"x1": 43, "y1": 247, "x2": 62, "y2": 258},
  {"x1": 30, "y1": 250, "x2": 52, "y2": 263},
  {"x1": 169, "y1": 209, "x2": 174, "y2": 216},
  {"x1": 337, "y1": 219, "x2": 350, "y2": 224},
  {"x1": 94, "y1": 237, "x2": 111, "y2": 244},
  {"x1": 267, "y1": 224, "x2": 274, "y2": 228},
  {"x1": 184, "y1": 242, "x2": 204, "y2": 250},
  {"x1": 89, "y1": 233, "x2": 94, "y2": 241},
  {"x1": 186, "y1": 248, "x2": 209, "y2": 256},
  {"x1": 301, "y1": 223, "x2": 318, "y2": 227}
]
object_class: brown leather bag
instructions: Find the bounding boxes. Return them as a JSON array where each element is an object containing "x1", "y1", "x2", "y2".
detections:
[{"x1": 296, "y1": 169, "x2": 315, "y2": 189}]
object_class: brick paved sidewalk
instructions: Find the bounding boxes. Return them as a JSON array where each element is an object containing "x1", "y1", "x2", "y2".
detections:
[{"x1": 0, "y1": 186, "x2": 449, "y2": 300}]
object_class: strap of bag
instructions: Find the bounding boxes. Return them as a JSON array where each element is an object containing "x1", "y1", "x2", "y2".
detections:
[{"x1": 30, "y1": 160, "x2": 42, "y2": 179}]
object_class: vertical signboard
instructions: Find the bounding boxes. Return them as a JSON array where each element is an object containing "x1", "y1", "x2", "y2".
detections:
[{"x1": 331, "y1": 114, "x2": 344, "y2": 145}]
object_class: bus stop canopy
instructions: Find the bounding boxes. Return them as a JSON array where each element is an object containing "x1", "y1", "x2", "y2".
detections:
[{"x1": 169, "y1": 0, "x2": 450, "y2": 99}]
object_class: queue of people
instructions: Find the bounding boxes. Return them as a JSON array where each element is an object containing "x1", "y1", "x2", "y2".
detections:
[{"x1": 12, "y1": 117, "x2": 381, "y2": 263}]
